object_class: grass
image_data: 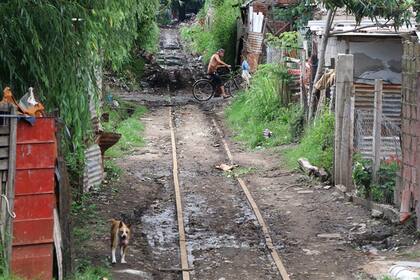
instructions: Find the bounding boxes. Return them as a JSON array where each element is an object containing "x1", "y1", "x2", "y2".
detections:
[
  {"x1": 284, "y1": 111, "x2": 335, "y2": 173},
  {"x1": 180, "y1": 0, "x2": 238, "y2": 64},
  {"x1": 226, "y1": 63, "x2": 299, "y2": 148},
  {"x1": 223, "y1": 166, "x2": 256, "y2": 178},
  {"x1": 71, "y1": 190, "x2": 112, "y2": 279},
  {"x1": 103, "y1": 104, "x2": 147, "y2": 157},
  {"x1": 71, "y1": 266, "x2": 111, "y2": 280},
  {"x1": 398, "y1": 250, "x2": 420, "y2": 260}
]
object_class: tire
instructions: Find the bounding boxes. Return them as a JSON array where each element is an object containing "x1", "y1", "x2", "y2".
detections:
[
  {"x1": 193, "y1": 79, "x2": 214, "y2": 101},
  {"x1": 233, "y1": 75, "x2": 244, "y2": 90},
  {"x1": 225, "y1": 78, "x2": 240, "y2": 96}
]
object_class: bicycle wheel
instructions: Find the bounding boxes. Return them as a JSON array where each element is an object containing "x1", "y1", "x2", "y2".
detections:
[
  {"x1": 193, "y1": 79, "x2": 214, "y2": 101},
  {"x1": 225, "y1": 78, "x2": 239, "y2": 96},
  {"x1": 234, "y1": 74, "x2": 244, "y2": 90}
]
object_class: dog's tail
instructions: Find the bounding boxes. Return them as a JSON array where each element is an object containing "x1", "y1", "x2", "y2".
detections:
[{"x1": 109, "y1": 218, "x2": 117, "y2": 223}]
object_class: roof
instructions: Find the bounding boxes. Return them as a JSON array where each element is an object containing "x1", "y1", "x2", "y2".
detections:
[
  {"x1": 308, "y1": 18, "x2": 418, "y2": 36},
  {"x1": 241, "y1": 0, "x2": 297, "y2": 8}
]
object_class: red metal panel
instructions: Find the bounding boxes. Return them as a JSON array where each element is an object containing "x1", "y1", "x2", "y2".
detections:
[
  {"x1": 13, "y1": 194, "x2": 55, "y2": 220},
  {"x1": 16, "y1": 118, "x2": 56, "y2": 143},
  {"x1": 13, "y1": 219, "x2": 54, "y2": 246},
  {"x1": 12, "y1": 118, "x2": 56, "y2": 280},
  {"x1": 15, "y1": 169, "x2": 54, "y2": 195},
  {"x1": 11, "y1": 244, "x2": 53, "y2": 280},
  {"x1": 16, "y1": 143, "x2": 56, "y2": 170}
]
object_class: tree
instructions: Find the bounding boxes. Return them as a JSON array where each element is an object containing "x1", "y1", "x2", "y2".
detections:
[
  {"x1": 171, "y1": 0, "x2": 205, "y2": 21},
  {"x1": 307, "y1": 0, "x2": 415, "y2": 122},
  {"x1": 0, "y1": 0, "x2": 159, "y2": 176}
]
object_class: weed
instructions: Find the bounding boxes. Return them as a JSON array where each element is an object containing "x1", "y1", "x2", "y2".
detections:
[
  {"x1": 180, "y1": 0, "x2": 239, "y2": 64},
  {"x1": 226, "y1": 64, "x2": 297, "y2": 148},
  {"x1": 104, "y1": 160, "x2": 122, "y2": 181},
  {"x1": 104, "y1": 105, "x2": 147, "y2": 157},
  {"x1": 398, "y1": 250, "x2": 420, "y2": 259},
  {"x1": 380, "y1": 276, "x2": 396, "y2": 280},
  {"x1": 116, "y1": 54, "x2": 147, "y2": 91},
  {"x1": 71, "y1": 190, "x2": 111, "y2": 279},
  {"x1": 71, "y1": 265, "x2": 111, "y2": 280},
  {"x1": 284, "y1": 110, "x2": 335, "y2": 173},
  {"x1": 224, "y1": 167, "x2": 256, "y2": 178},
  {"x1": 352, "y1": 153, "x2": 399, "y2": 204}
]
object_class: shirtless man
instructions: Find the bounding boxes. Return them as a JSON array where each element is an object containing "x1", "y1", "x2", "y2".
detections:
[{"x1": 207, "y1": 49, "x2": 231, "y2": 98}]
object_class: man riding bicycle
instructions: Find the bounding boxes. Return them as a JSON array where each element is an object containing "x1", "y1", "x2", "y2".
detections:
[{"x1": 207, "y1": 49, "x2": 231, "y2": 98}]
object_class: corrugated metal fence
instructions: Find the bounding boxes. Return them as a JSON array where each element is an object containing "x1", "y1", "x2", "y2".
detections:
[{"x1": 354, "y1": 84, "x2": 402, "y2": 160}]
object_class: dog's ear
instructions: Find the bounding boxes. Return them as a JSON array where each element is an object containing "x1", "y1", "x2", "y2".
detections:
[
  {"x1": 119, "y1": 221, "x2": 123, "y2": 228},
  {"x1": 126, "y1": 224, "x2": 132, "y2": 229}
]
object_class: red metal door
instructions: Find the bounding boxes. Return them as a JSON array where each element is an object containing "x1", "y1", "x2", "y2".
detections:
[{"x1": 11, "y1": 118, "x2": 56, "y2": 280}]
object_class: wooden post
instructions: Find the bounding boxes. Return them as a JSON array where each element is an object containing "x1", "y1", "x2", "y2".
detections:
[
  {"x1": 300, "y1": 48, "x2": 308, "y2": 115},
  {"x1": 334, "y1": 54, "x2": 354, "y2": 189},
  {"x1": 372, "y1": 79, "x2": 383, "y2": 183},
  {"x1": 55, "y1": 120, "x2": 74, "y2": 277},
  {"x1": 4, "y1": 105, "x2": 17, "y2": 271}
]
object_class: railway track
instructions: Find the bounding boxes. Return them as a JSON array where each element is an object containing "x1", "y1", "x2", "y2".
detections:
[{"x1": 168, "y1": 105, "x2": 290, "y2": 280}]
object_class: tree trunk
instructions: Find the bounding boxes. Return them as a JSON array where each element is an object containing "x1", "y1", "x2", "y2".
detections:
[{"x1": 308, "y1": 8, "x2": 336, "y2": 123}]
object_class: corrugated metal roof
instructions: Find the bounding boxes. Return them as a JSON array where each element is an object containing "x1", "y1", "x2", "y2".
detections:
[{"x1": 308, "y1": 19, "x2": 418, "y2": 36}]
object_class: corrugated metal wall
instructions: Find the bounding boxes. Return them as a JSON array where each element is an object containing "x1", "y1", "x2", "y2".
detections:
[{"x1": 353, "y1": 84, "x2": 402, "y2": 160}]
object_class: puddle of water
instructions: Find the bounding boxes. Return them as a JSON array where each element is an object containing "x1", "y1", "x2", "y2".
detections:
[{"x1": 141, "y1": 206, "x2": 178, "y2": 250}]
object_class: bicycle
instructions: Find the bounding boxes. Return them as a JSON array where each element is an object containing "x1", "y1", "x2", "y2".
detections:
[{"x1": 192, "y1": 68, "x2": 244, "y2": 102}]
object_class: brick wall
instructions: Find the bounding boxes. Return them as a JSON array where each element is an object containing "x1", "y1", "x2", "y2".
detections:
[{"x1": 400, "y1": 39, "x2": 420, "y2": 229}]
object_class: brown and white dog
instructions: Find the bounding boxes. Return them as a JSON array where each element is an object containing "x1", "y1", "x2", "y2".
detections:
[{"x1": 110, "y1": 219, "x2": 131, "y2": 264}]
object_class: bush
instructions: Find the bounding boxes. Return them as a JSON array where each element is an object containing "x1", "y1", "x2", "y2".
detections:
[
  {"x1": 226, "y1": 63, "x2": 298, "y2": 148},
  {"x1": 180, "y1": 0, "x2": 239, "y2": 64},
  {"x1": 353, "y1": 154, "x2": 399, "y2": 204},
  {"x1": 284, "y1": 110, "x2": 335, "y2": 173}
]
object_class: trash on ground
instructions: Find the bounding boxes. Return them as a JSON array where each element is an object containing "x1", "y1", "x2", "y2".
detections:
[
  {"x1": 215, "y1": 163, "x2": 237, "y2": 172},
  {"x1": 263, "y1": 128, "x2": 272, "y2": 139}
]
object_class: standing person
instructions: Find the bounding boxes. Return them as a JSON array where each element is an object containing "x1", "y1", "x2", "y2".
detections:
[
  {"x1": 241, "y1": 54, "x2": 251, "y2": 89},
  {"x1": 208, "y1": 49, "x2": 231, "y2": 98}
]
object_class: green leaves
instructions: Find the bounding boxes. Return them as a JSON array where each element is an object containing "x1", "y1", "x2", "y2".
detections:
[
  {"x1": 0, "y1": 0, "x2": 159, "y2": 178},
  {"x1": 321, "y1": 0, "x2": 415, "y2": 27}
]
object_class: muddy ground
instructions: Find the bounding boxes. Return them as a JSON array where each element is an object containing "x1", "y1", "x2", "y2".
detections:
[
  {"x1": 74, "y1": 27, "x2": 418, "y2": 280},
  {"x1": 77, "y1": 100, "x2": 417, "y2": 280}
]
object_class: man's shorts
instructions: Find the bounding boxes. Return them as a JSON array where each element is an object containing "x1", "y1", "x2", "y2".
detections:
[{"x1": 210, "y1": 73, "x2": 222, "y2": 88}]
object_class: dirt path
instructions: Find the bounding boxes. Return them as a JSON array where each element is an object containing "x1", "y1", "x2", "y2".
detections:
[
  {"x1": 173, "y1": 105, "x2": 280, "y2": 279},
  {"x1": 78, "y1": 26, "x2": 418, "y2": 280},
  {"x1": 79, "y1": 102, "x2": 417, "y2": 280}
]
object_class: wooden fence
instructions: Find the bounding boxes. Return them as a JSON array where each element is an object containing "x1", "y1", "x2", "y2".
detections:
[{"x1": 0, "y1": 104, "x2": 17, "y2": 270}]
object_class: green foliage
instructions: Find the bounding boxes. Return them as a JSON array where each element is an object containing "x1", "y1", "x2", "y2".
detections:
[
  {"x1": 117, "y1": 54, "x2": 147, "y2": 90},
  {"x1": 181, "y1": 0, "x2": 240, "y2": 64},
  {"x1": 321, "y1": 0, "x2": 414, "y2": 27},
  {"x1": 103, "y1": 104, "x2": 147, "y2": 158},
  {"x1": 289, "y1": 108, "x2": 305, "y2": 142},
  {"x1": 104, "y1": 160, "x2": 123, "y2": 181},
  {"x1": 266, "y1": 31, "x2": 300, "y2": 53},
  {"x1": 274, "y1": 1, "x2": 313, "y2": 30},
  {"x1": 0, "y1": 0, "x2": 159, "y2": 179},
  {"x1": 71, "y1": 188, "x2": 111, "y2": 275},
  {"x1": 71, "y1": 266, "x2": 111, "y2": 280},
  {"x1": 226, "y1": 63, "x2": 299, "y2": 148},
  {"x1": 353, "y1": 155, "x2": 399, "y2": 203},
  {"x1": 284, "y1": 110, "x2": 335, "y2": 173},
  {"x1": 352, "y1": 154, "x2": 372, "y2": 189}
]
